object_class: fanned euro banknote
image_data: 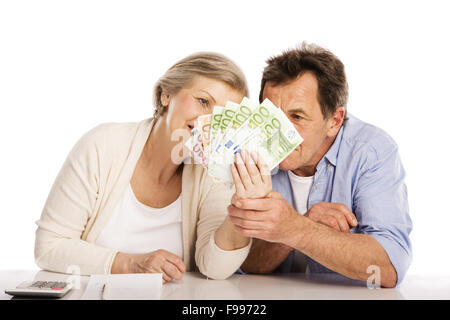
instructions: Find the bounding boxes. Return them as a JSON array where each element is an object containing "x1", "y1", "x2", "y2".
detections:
[{"x1": 185, "y1": 97, "x2": 304, "y2": 183}]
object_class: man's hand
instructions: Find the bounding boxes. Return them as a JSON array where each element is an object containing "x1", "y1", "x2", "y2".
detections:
[
  {"x1": 227, "y1": 190, "x2": 299, "y2": 244},
  {"x1": 305, "y1": 202, "x2": 358, "y2": 232}
]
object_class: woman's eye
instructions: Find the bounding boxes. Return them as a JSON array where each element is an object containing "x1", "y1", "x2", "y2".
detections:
[{"x1": 198, "y1": 98, "x2": 209, "y2": 107}]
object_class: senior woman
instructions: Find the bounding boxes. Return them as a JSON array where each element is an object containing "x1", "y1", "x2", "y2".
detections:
[{"x1": 34, "y1": 52, "x2": 252, "y2": 282}]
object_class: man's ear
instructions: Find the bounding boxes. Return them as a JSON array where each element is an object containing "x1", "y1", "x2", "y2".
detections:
[
  {"x1": 160, "y1": 91, "x2": 171, "y2": 107},
  {"x1": 326, "y1": 107, "x2": 345, "y2": 137}
]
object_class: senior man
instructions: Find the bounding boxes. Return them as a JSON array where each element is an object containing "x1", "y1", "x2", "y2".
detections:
[{"x1": 228, "y1": 43, "x2": 412, "y2": 288}]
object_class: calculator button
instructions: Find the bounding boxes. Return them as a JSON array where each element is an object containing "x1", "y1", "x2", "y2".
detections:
[
  {"x1": 31, "y1": 281, "x2": 46, "y2": 288},
  {"x1": 29, "y1": 281, "x2": 68, "y2": 289},
  {"x1": 52, "y1": 282, "x2": 67, "y2": 288}
]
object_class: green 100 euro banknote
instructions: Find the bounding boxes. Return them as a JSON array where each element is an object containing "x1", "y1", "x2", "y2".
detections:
[{"x1": 206, "y1": 98, "x2": 304, "y2": 183}]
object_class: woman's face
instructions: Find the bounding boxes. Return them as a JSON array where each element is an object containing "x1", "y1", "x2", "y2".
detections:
[{"x1": 161, "y1": 75, "x2": 244, "y2": 135}]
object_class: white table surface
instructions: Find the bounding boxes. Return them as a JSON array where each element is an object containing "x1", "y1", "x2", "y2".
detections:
[{"x1": 1, "y1": 270, "x2": 449, "y2": 300}]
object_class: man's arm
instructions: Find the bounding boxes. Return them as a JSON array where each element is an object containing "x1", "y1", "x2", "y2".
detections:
[
  {"x1": 228, "y1": 195, "x2": 398, "y2": 288},
  {"x1": 240, "y1": 239, "x2": 292, "y2": 274},
  {"x1": 230, "y1": 142, "x2": 412, "y2": 288},
  {"x1": 288, "y1": 214, "x2": 397, "y2": 287},
  {"x1": 240, "y1": 201, "x2": 358, "y2": 274}
]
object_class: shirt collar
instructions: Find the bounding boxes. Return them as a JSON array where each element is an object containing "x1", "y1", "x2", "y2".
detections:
[{"x1": 323, "y1": 122, "x2": 345, "y2": 167}]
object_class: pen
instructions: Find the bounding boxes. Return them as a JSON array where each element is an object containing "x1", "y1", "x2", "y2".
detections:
[{"x1": 101, "y1": 283, "x2": 108, "y2": 300}]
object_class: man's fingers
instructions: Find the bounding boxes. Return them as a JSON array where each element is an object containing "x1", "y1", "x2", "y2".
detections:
[
  {"x1": 229, "y1": 215, "x2": 265, "y2": 230},
  {"x1": 227, "y1": 205, "x2": 264, "y2": 221},
  {"x1": 323, "y1": 209, "x2": 350, "y2": 232},
  {"x1": 320, "y1": 202, "x2": 357, "y2": 227},
  {"x1": 233, "y1": 225, "x2": 263, "y2": 239},
  {"x1": 334, "y1": 204, "x2": 357, "y2": 227},
  {"x1": 347, "y1": 212, "x2": 358, "y2": 227},
  {"x1": 266, "y1": 190, "x2": 284, "y2": 200},
  {"x1": 325, "y1": 216, "x2": 340, "y2": 231},
  {"x1": 334, "y1": 214, "x2": 350, "y2": 232},
  {"x1": 235, "y1": 197, "x2": 275, "y2": 211}
]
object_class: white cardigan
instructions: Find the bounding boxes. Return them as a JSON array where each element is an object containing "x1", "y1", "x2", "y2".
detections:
[{"x1": 34, "y1": 118, "x2": 251, "y2": 279}]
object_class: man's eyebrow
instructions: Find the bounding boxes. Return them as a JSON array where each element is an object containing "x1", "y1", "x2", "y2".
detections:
[
  {"x1": 198, "y1": 90, "x2": 216, "y2": 104},
  {"x1": 287, "y1": 107, "x2": 308, "y2": 115}
]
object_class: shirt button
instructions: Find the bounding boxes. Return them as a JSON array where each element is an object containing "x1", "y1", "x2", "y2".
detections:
[{"x1": 327, "y1": 163, "x2": 331, "y2": 167}]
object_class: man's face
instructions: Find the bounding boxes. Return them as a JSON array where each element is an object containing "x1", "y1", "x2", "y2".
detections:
[{"x1": 262, "y1": 72, "x2": 341, "y2": 176}]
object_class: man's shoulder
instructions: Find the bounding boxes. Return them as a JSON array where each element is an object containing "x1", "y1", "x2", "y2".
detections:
[{"x1": 340, "y1": 113, "x2": 399, "y2": 162}]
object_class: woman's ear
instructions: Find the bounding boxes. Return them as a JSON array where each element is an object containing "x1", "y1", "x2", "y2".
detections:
[{"x1": 160, "y1": 91, "x2": 171, "y2": 107}]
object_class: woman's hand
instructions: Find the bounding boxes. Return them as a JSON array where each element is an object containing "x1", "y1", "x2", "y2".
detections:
[
  {"x1": 230, "y1": 150, "x2": 272, "y2": 205},
  {"x1": 214, "y1": 150, "x2": 271, "y2": 251},
  {"x1": 111, "y1": 249, "x2": 186, "y2": 284}
]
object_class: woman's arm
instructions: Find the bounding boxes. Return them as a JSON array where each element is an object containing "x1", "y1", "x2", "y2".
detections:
[
  {"x1": 194, "y1": 176, "x2": 252, "y2": 279},
  {"x1": 214, "y1": 150, "x2": 271, "y2": 250},
  {"x1": 195, "y1": 150, "x2": 274, "y2": 279},
  {"x1": 214, "y1": 216, "x2": 250, "y2": 250},
  {"x1": 35, "y1": 124, "x2": 118, "y2": 275}
]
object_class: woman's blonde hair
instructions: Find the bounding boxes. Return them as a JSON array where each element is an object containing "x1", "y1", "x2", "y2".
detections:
[{"x1": 153, "y1": 52, "x2": 249, "y2": 119}]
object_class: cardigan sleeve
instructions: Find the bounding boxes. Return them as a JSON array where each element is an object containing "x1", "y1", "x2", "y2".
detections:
[
  {"x1": 194, "y1": 177, "x2": 252, "y2": 279},
  {"x1": 34, "y1": 124, "x2": 118, "y2": 275}
]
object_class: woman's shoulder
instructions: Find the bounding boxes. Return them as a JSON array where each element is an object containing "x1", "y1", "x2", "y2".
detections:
[
  {"x1": 76, "y1": 118, "x2": 151, "y2": 148},
  {"x1": 83, "y1": 119, "x2": 152, "y2": 144},
  {"x1": 69, "y1": 118, "x2": 153, "y2": 162}
]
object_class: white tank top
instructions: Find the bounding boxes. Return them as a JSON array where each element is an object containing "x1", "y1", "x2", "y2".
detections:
[
  {"x1": 288, "y1": 170, "x2": 314, "y2": 273},
  {"x1": 96, "y1": 183, "x2": 183, "y2": 258}
]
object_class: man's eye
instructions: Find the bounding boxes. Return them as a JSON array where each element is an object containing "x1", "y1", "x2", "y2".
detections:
[{"x1": 291, "y1": 114, "x2": 303, "y2": 120}]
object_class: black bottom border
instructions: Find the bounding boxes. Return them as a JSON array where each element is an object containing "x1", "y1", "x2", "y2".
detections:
[{"x1": 2, "y1": 299, "x2": 449, "y2": 318}]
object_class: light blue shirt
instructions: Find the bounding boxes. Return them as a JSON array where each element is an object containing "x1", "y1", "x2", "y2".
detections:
[{"x1": 271, "y1": 113, "x2": 412, "y2": 285}]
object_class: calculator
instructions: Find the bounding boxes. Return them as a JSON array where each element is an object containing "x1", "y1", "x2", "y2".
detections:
[{"x1": 5, "y1": 281, "x2": 73, "y2": 298}]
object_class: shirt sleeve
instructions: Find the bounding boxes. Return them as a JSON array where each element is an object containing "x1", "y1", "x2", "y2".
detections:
[
  {"x1": 353, "y1": 143, "x2": 413, "y2": 286},
  {"x1": 194, "y1": 178, "x2": 252, "y2": 280},
  {"x1": 34, "y1": 125, "x2": 118, "y2": 275}
]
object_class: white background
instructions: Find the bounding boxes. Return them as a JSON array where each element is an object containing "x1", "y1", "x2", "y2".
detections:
[{"x1": 1, "y1": 0, "x2": 449, "y2": 275}]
